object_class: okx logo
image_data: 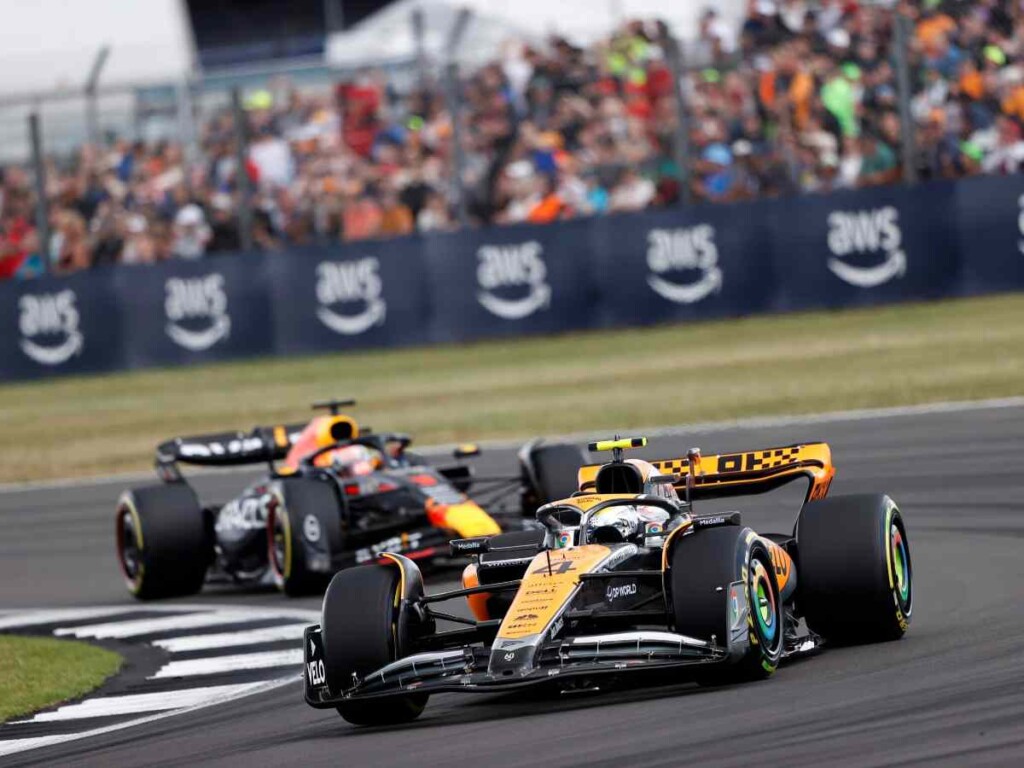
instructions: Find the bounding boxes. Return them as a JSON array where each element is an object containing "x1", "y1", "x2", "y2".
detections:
[
  {"x1": 826, "y1": 206, "x2": 906, "y2": 287},
  {"x1": 315, "y1": 258, "x2": 386, "y2": 335},
  {"x1": 18, "y1": 290, "x2": 83, "y2": 365},
  {"x1": 476, "y1": 241, "x2": 551, "y2": 320},
  {"x1": 646, "y1": 225, "x2": 723, "y2": 303},
  {"x1": 165, "y1": 274, "x2": 231, "y2": 351}
]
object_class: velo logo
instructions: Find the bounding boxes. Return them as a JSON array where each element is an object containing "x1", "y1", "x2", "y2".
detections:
[
  {"x1": 476, "y1": 241, "x2": 551, "y2": 320},
  {"x1": 315, "y1": 258, "x2": 386, "y2": 335},
  {"x1": 826, "y1": 206, "x2": 906, "y2": 287},
  {"x1": 165, "y1": 274, "x2": 231, "y2": 351},
  {"x1": 18, "y1": 290, "x2": 84, "y2": 365}
]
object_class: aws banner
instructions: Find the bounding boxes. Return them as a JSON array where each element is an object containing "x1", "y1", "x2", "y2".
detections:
[{"x1": 1, "y1": 175, "x2": 1023, "y2": 381}]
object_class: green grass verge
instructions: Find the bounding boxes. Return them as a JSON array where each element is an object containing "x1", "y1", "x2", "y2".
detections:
[
  {"x1": 0, "y1": 635, "x2": 122, "y2": 723},
  {"x1": 1, "y1": 293, "x2": 1022, "y2": 483}
]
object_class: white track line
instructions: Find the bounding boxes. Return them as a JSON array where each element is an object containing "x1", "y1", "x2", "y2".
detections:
[
  {"x1": 150, "y1": 649, "x2": 304, "y2": 679},
  {"x1": 3, "y1": 396, "x2": 1023, "y2": 494},
  {"x1": 53, "y1": 611, "x2": 258, "y2": 640},
  {"x1": 0, "y1": 607, "x2": 138, "y2": 632},
  {"x1": 13, "y1": 682, "x2": 276, "y2": 724},
  {"x1": 152, "y1": 623, "x2": 309, "y2": 654},
  {"x1": 0, "y1": 676, "x2": 296, "y2": 759}
]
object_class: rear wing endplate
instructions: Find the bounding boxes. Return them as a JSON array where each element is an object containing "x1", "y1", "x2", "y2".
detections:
[{"x1": 577, "y1": 442, "x2": 835, "y2": 504}]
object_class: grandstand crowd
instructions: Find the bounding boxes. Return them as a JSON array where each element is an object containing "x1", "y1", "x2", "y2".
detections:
[{"x1": 3, "y1": 0, "x2": 1024, "y2": 278}]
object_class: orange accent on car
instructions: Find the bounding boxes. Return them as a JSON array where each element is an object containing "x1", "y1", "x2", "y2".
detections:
[{"x1": 462, "y1": 563, "x2": 491, "y2": 621}]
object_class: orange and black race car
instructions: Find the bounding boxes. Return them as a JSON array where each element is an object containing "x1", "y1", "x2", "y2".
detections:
[
  {"x1": 303, "y1": 436, "x2": 912, "y2": 725},
  {"x1": 115, "y1": 399, "x2": 587, "y2": 599}
]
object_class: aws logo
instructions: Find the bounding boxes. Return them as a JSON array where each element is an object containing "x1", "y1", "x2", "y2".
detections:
[
  {"x1": 826, "y1": 206, "x2": 906, "y2": 287},
  {"x1": 476, "y1": 241, "x2": 551, "y2": 319},
  {"x1": 18, "y1": 290, "x2": 84, "y2": 366},
  {"x1": 165, "y1": 274, "x2": 230, "y2": 351},
  {"x1": 315, "y1": 258, "x2": 386, "y2": 335},
  {"x1": 645, "y1": 225, "x2": 723, "y2": 304}
]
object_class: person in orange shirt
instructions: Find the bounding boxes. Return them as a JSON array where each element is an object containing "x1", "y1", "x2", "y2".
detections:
[{"x1": 526, "y1": 176, "x2": 566, "y2": 224}]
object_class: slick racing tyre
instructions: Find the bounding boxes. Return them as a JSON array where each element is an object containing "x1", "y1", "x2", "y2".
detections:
[
  {"x1": 115, "y1": 484, "x2": 211, "y2": 600},
  {"x1": 521, "y1": 442, "x2": 588, "y2": 514},
  {"x1": 796, "y1": 494, "x2": 912, "y2": 643},
  {"x1": 267, "y1": 478, "x2": 341, "y2": 597},
  {"x1": 321, "y1": 565, "x2": 428, "y2": 725},
  {"x1": 669, "y1": 526, "x2": 784, "y2": 683}
]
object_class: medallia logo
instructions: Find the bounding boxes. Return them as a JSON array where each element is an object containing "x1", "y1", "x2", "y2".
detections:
[
  {"x1": 645, "y1": 225, "x2": 723, "y2": 303},
  {"x1": 165, "y1": 274, "x2": 231, "y2": 351},
  {"x1": 826, "y1": 206, "x2": 906, "y2": 287},
  {"x1": 18, "y1": 290, "x2": 84, "y2": 366},
  {"x1": 315, "y1": 258, "x2": 386, "y2": 335},
  {"x1": 476, "y1": 241, "x2": 551, "y2": 320}
]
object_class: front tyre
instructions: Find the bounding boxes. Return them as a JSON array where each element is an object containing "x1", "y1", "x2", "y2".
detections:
[
  {"x1": 669, "y1": 526, "x2": 784, "y2": 683},
  {"x1": 796, "y1": 494, "x2": 912, "y2": 643},
  {"x1": 115, "y1": 484, "x2": 211, "y2": 600},
  {"x1": 321, "y1": 565, "x2": 428, "y2": 725}
]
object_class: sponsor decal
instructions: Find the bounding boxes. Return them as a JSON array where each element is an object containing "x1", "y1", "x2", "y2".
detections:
[
  {"x1": 605, "y1": 583, "x2": 638, "y2": 602},
  {"x1": 179, "y1": 436, "x2": 264, "y2": 459},
  {"x1": 315, "y1": 258, "x2": 386, "y2": 335},
  {"x1": 165, "y1": 274, "x2": 231, "y2": 351},
  {"x1": 355, "y1": 531, "x2": 424, "y2": 564},
  {"x1": 503, "y1": 652, "x2": 516, "y2": 661},
  {"x1": 302, "y1": 515, "x2": 322, "y2": 543},
  {"x1": 215, "y1": 496, "x2": 269, "y2": 533},
  {"x1": 476, "y1": 241, "x2": 551, "y2": 319},
  {"x1": 18, "y1": 290, "x2": 84, "y2": 365},
  {"x1": 646, "y1": 226, "x2": 723, "y2": 303},
  {"x1": 826, "y1": 206, "x2": 906, "y2": 287},
  {"x1": 307, "y1": 659, "x2": 326, "y2": 686}
]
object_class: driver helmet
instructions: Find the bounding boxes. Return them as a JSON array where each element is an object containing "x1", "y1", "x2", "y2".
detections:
[
  {"x1": 323, "y1": 444, "x2": 378, "y2": 476},
  {"x1": 585, "y1": 504, "x2": 671, "y2": 544}
]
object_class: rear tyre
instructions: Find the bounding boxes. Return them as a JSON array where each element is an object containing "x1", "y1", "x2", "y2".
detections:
[
  {"x1": 796, "y1": 494, "x2": 911, "y2": 643},
  {"x1": 321, "y1": 565, "x2": 428, "y2": 725},
  {"x1": 669, "y1": 526, "x2": 784, "y2": 684},
  {"x1": 521, "y1": 442, "x2": 588, "y2": 514},
  {"x1": 267, "y1": 478, "x2": 340, "y2": 597},
  {"x1": 115, "y1": 484, "x2": 210, "y2": 600}
]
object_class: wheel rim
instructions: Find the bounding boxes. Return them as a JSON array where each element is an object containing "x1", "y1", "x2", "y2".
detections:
[
  {"x1": 890, "y1": 521, "x2": 911, "y2": 609},
  {"x1": 269, "y1": 506, "x2": 289, "y2": 579},
  {"x1": 116, "y1": 507, "x2": 142, "y2": 588},
  {"x1": 749, "y1": 557, "x2": 778, "y2": 644}
]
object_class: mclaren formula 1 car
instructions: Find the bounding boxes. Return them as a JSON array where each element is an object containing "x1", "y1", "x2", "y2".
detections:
[
  {"x1": 115, "y1": 399, "x2": 587, "y2": 599},
  {"x1": 303, "y1": 436, "x2": 912, "y2": 724}
]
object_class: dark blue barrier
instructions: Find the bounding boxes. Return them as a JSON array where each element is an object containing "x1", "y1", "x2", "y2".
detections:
[
  {"x1": 1, "y1": 175, "x2": 1022, "y2": 382},
  {"x1": 0, "y1": 269, "x2": 126, "y2": 380},
  {"x1": 119, "y1": 256, "x2": 273, "y2": 368},
  {"x1": 266, "y1": 242, "x2": 431, "y2": 354}
]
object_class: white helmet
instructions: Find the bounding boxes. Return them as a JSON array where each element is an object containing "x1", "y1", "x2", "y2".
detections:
[{"x1": 585, "y1": 506, "x2": 641, "y2": 544}]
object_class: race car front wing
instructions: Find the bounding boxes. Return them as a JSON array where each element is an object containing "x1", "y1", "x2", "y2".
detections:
[{"x1": 302, "y1": 625, "x2": 729, "y2": 706}]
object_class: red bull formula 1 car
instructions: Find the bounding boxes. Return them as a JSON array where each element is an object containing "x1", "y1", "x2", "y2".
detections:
[
  {"x1": 115, "y1": 399, "x2": 587, "y2": 598},
  {"x1": 303, "y1": 436, "x2": 912, "y2": 724}
]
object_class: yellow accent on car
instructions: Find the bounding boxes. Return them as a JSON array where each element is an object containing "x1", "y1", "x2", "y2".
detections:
[
  {"x1": 589, "y1": 437, "x2": 647, "y2": 452},
  {"x1": 440, "y1": 502, "x2": 501, "y2": 537}
]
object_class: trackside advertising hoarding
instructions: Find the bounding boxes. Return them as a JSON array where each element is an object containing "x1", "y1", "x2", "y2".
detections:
[{"x1": 1, "y1": 175, "x2": 1022, "y2": 380}]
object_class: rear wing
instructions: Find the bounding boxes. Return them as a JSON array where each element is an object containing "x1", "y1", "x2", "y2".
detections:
[
  {"x1": 578, "y1": 442, "x2": 834, "y2": 504},
  {"x1": 155, "y1": 423, "x2": 308, "y2": 471}
]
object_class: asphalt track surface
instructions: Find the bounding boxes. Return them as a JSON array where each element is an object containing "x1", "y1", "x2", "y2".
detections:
[{"x1": 2, "y1": 403, "x2": 1024, "y2": 767}]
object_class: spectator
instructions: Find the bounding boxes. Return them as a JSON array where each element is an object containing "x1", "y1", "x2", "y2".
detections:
[{"x1": 171, "y1": 204, "x2": 212, "y2": 259}]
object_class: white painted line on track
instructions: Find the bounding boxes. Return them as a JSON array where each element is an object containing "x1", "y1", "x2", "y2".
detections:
[
  {"x1": 13, "y1": 682, "x2": 276, "y2": 724},
  {"x1": 54, "y1": 610, "x2": 257, "y2": 640},
  {"x1": 0, "y1": 676, "x2": 296, "y2": 759},
  {"x1": 152, "y1": 623, "x2": 309, "y2": 653},
  {"x1": 0, "y1": 607, "x2": 138, "y2": 632},
  {"x1": 151, "y1": 648, "x2": 304, "y2": 679}
]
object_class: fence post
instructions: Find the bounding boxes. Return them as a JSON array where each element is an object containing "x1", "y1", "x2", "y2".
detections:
[
  {"x1": 84, "y1": 46, "x2": 111, "y2": 147},
  {"x1": 665, "y1": 36, "x2": 692, "y2": 207},
  {"x1": 28, "y1": 113, "x2": 51, "y2": 273},
  {"x1": 231, "y1": 88, "x2": 255, "y2": 251},
  {"x1": 443, "y1": 9, "x2": 472, "y2": 228},
  {"x1": 893, "y1": 12, "x2": 918, "y2": 185}
]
